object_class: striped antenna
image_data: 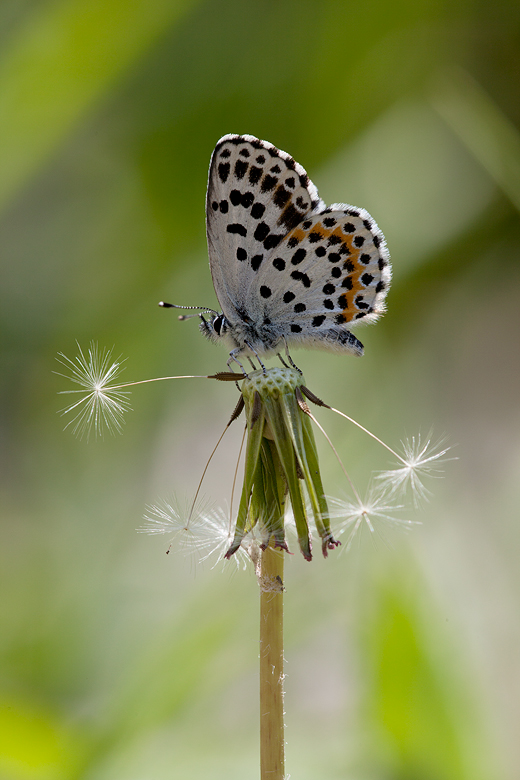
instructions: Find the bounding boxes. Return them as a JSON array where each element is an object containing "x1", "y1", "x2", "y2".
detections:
[{"x1": 159, "y1": 301, "x2": 219, "y2": 321}]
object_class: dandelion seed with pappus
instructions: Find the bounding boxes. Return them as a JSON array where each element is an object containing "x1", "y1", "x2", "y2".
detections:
[
  {"x1": 55, "y1": 342, "x2": 131, "y2": 440},
  {"x1": 56, "y1": 341, "x2": 210, "y2": 440}
]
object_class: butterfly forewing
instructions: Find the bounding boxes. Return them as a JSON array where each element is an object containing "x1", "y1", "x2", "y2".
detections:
[{"x1": 206, "y1": 134, "x2": 323, "y2": 320}]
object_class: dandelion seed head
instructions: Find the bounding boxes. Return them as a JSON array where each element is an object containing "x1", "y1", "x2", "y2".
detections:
[
  {"x1": 375, "y1": 433, "x2": 453, "y2": 506},
  {"x1": 56, "y1": 342, "x2": 131, "y2": 440}
]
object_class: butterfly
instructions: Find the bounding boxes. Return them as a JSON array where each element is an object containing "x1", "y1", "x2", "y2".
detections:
[{"x1": 161, "y1": 134, "x2": 391, "y2": 371}]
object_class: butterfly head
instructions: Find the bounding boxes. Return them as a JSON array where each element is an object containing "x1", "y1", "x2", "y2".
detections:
[
  {"x1": 159, "y1": 301, "x2": 230, "y2": 344},
  {"x1": 199, "y1": 312, "x2": 229, "y2": 344}
]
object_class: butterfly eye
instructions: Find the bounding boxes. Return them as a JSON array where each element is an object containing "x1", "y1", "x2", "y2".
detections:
[{"x1": 213, "y1": 315, "x2": 223, "y2": 336}]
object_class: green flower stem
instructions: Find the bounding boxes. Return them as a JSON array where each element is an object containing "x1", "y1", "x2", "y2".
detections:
[{"x1": 259, "y1": 543, "x2": 285, "y2": 780}]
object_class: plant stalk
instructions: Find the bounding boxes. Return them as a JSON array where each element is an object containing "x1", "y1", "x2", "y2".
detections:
[{"x1": 259, "y1": 542, "x2": 285, "y2": 780}]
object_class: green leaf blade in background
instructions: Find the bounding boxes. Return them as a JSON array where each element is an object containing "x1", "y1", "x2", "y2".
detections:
[
  {"x1": 361, "y1": 573, "x2": 497, "y2": 780},
  {"x1": 0, "y1": 0, "x2": 197, "y2": 213}
]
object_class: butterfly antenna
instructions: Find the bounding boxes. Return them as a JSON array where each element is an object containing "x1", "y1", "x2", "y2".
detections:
[{"x1": 159, "y1": 301, "x2": 219, "y2": 321}]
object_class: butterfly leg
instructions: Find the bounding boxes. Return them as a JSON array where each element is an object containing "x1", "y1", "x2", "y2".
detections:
[
  {"x1": 244, "y1": 341, "x2": 267, "y2": 373},
  {"x1": 227, "y1": 349, "x2": 248, "y2": 375},
  {"x1": 283, "y1": 338, "x2": 302, "y2": 374},
  {"x1": 277, "y1": 353, "x2": 289, "y2": 368}
]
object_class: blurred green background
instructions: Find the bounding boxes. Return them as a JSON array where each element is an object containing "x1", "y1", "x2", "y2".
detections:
[{"x1": 1, "y1": 0, "x2": 519, "y2": 778}]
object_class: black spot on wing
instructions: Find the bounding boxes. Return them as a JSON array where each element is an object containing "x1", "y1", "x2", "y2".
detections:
[
  {"x1": 278, "y1": 203, "x2": 302, "y2": 231},
  {"x1": 264, "y1": 234, "x2": 283, "y2": 250},
  {"x1": 355, "y1": 295, "x2": 370, "y2": 309},
  {"x1": 254, "y1": 222, "x2": 270, "y2": 242},
  {"x1": 273, "y1": 185, "x2": 291, "y2": 208},
  {"x1": 291, "y1": 270, "x2": 311, "y2": 288},
  {"x1": 261, "y1": 174, "x2": 278, "y2": 192},
  {"x1": 291, "y1": 248, "x2": 306, "y2": 265},
  {"x1": 234, "y1": 160, "x2": 248, "y2": 179},
  {"x1": 251, "y1": 202, "x2": 265, "y2": 219},
  {"x1": 218, "y1": 163, "x2": 230, "y2": 183},
  {"x1": 227, "y1": 223, "x2": 247, "y2": 237},
  {"x1": 249, "y1": 166, "x2": 262, "y2": 185}
]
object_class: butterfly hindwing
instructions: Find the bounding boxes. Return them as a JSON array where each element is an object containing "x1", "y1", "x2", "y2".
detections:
[{"x1": 247, "y1": 206, "x2": 391, "y2": 335}]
